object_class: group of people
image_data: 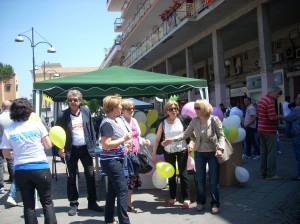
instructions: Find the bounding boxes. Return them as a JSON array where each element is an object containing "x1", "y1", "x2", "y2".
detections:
[{"x1": 0, "y1": 85, "x2": 299, "y2": 224}]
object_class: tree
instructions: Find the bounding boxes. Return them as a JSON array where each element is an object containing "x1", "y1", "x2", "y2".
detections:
[{"x1": 0, "y1": 62, "x2": 15, "y2": 80}]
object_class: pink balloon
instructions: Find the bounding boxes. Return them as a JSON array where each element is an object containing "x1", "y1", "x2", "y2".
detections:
[
  {"x1": 181, "y1": 102, "x2": 197, "y2": 118},
  {"x1": 187, "y1": 156, "x2": 195, "y2": 171},
  {"x1": 212, "y1": 107, "x2": 224, "y2": 122}
]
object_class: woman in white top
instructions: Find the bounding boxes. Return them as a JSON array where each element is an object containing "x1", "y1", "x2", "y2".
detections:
[
  {"x1": 152, "y1": 100, "x2": 191, "y2": 208},
  {"x1": 0, "y1": 98, "x2": 57, "y2": 224}
]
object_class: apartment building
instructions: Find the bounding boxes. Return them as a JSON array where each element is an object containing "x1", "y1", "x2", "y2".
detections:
[
  {"x1": 0, "y1": 74, "x2": 19, "y2": 106},
  {"x1": 102, "y1": 0, "x2": 300, "y2": 112}
]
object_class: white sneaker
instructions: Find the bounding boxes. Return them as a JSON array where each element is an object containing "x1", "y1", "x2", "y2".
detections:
[
  {"x1": 252, "y1": 155, "x2": 260, "y2": 160},
  {"x1": 0, "y1": 187, "x2": 5, "y2": 194},
  {"x1": 6, "y1": 196, "x2": 17, "y2": 207}
]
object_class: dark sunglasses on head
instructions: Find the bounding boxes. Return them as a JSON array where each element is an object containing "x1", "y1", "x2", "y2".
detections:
[
  {"x1": 67, "y1": 98, "x2": 79, "y2": 103},
  {"x1": 125, "y1": 107, "x2": 135, "y2": 111},
  {"x1": 167, "y1": 107, "x2": 178, "y2": 112},
  {"x1": 194, "y1": 107, "x2": 201, "y2": 111}
]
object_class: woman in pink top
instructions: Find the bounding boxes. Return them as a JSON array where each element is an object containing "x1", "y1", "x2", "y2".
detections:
[{"x1": 118, "y1": 99, "x2": 150, "y2": 213}]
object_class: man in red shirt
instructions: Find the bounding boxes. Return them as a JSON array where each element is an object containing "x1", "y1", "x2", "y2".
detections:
[{"x1": 257, "y1": 86, "x2": 284, "y2": 180}]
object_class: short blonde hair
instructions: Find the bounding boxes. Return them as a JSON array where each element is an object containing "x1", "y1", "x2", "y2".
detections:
[
  {"x1": 194, "y1": 99, "x2": 212, "y2": 117},
  {"x1": 103, "y1": 94, "x2": 122, "y2": 114},
  {"x1": 164, "y1": 100, "x2": 179, "y2": 116},
  {"x1": 121, "y1": 99, "x2": 135, "y2": 110}
]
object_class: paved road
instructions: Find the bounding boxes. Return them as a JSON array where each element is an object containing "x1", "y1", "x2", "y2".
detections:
[{"x1": 0, "y1": 138, "x2": 299, "y2": 224}]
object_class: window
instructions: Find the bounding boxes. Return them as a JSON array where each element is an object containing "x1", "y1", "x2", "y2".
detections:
[{"x1": 5, "y1": 84, "x2": 11, "y2": 92}]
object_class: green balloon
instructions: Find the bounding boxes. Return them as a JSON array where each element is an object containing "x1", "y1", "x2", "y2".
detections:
[{"x1": 222, "y1": 127, "x2": 229, "y2": 138}]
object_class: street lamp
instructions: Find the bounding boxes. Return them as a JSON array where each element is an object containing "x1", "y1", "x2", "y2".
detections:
[{"x1": 15, "y1": 27, "x2": 56, "y2": 83}]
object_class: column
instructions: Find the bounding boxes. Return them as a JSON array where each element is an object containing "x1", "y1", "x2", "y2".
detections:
[
  {"x1": 185, "y1": 47, "x2": 196, "y2": 101},
  {"x1": 166, "y1": 58, "x2": 173, "y2": 74},
  {"x1": 212, "y1": 29, "x2": 226, "y2": 107},
  {"x1": 257, "y1": 4, "x2": 273, "y2": 96}
]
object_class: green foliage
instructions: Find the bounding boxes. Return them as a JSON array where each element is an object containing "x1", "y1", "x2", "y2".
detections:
[
  {"x1": 0, "y1": 62, "x2": 15, "y2": 80},
  {"x1": 82, "y1": 99, "x2": 101, "y2": 115}
]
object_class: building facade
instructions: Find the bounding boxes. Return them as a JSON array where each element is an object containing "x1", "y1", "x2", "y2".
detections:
[
  {"x1": 0, "y1": 74, "x2": 19, "y2": 106},
  {"x1": 102, "y1": 0, "x2": 300, "y2": 113}
]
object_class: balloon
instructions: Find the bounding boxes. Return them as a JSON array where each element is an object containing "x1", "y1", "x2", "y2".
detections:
[
  {"x1": 146, "y1": 109, "x2": 159, "y2": 127},
  {"x1": 134, "y1": 111, "x2": 146, "y2": 124},
  {"x1": 232, "y1": 128, "x2": 246, "y2": 143},
  {"x1": 212, "y1": 107, "x2": 224, "y2": 122},
  {"x1": 152, "y1": 170, "x2": 167, "y2": 189},
  {"x1": 49, "y1": 126, "x2": 66, "y2": 149},
  {"x1": 229, "y1": 107, "x2": 243, "y2": 119},
  {"x1": 223, "y1": 115, "x2": 241, "y2": 128},
  {"x1": 227, "y1": 127, "x2": 239, "y2": 142},
  {"x1": 189, "y1": 151, "x2": 195, "y2": 158},
  {"x1": 187, "y1": 156, "x2": 195, "y2": 171},
  {"x1": 156, "y1": 162, "x2": 175, "y2": 178},
  {"x1": 223, "y1": 127, "x2": 229, "y2": 138},
  {"x1": 176, "y1": 161, "x2": 179, "y2": 175},
  {"x1": 145, "y1": 133, "x2": 155, "y2": 145},
  {"x1": 149, "y1": 128, "x2": 156, "y2": 134},
  {"x1": 138, "y1": 121, "x2": 146, "y2": 136},
  {"x1": 181, "y1": 102, "x2": 197, "y2": 118},
  {"x1": 29, "y1": 112, "x2": 41, "y2": 122},
  {"x1": 206, "y1": 163, "x2": 208, "y2": 173},
  {"x1": 235, "y1": 166, "x2": 249, "y2": 183}
]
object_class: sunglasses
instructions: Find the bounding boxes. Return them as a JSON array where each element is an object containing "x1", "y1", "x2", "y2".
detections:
[
  {"x1": 167, "y1": 107, "x2": 178, "y2": 112},
  {"x1": 194, "y1": 107, "x2": 201, "y2": 111},
  {"x1": 125, "y1": 108, "x2": 135, "y2": 111},
  {"x1": 67, "y1": 98, "x2": 79, "y2": 103}
]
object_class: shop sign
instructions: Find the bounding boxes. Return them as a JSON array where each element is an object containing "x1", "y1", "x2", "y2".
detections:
[{"x1": 247, "y1": 76, "x2": 261, "y2": 90}]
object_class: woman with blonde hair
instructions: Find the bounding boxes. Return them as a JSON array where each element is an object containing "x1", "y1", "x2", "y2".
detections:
[
  {"x1": 162, "y1": 99, "x2": 226, "y2": 214},
  {"x1": 152, "y1": 100, "x2": 191, "y2": 208}
]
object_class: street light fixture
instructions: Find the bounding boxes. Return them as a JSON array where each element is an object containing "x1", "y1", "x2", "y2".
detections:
[{"x1": 15, "y1": 27, "x2": 56, "y2": 83}]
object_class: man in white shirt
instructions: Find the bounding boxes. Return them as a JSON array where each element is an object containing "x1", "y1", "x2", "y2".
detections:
[{"x1": 283, "y1": 96, "x2": 292, "y2": 138}]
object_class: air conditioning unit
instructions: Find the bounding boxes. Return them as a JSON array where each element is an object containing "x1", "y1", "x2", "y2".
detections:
[
  {"x1": 285, "y1": 47, "x2": 294, "y2": 59},
  {"x1": 234, "y1": 66, "x2": 242, "y2": 75},
  {"x1": 296, "y1": 48, "x2": 300, "y2": 58},
  {"x1": 254, "y1": 60, "x2": 260, "y2": 68},
  {"x1": 272, "y1": 53, "x2": 283, "y2": 63}
]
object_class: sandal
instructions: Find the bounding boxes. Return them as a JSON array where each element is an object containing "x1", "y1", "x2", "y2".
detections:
[
  {"x1": 211, "y1": 207, "x2": 219, "y2": 214},
  {"x1": 127, "y1": 206, "x2": 138, "y2": 213},
  {"x1": 167, "y1": 199, "x2": 176, "y2": 207},
  {"x1": 181, "y1": 200, "x2": 191, "y2": 209}
]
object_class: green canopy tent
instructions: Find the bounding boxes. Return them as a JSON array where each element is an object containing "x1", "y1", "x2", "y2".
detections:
[{"x1": 32, "y1": 66, "x2": 208, "y2": 114}]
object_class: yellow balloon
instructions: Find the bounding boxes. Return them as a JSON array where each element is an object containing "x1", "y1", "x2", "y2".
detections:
[
  {"x1": 138, "y1": 122, "x2": 146, "y2": 136},
  {"x1": 49, "y1": 126, "x2": 66, "y2": 149},
  {"x1": 176, "y1": 161, "x2": 179, "y2": 175},
  {"x1": 156, "y1": 162, "x2": 175, "y2": 179},
  {"x1": 29, "y1": 112, "x2": 41, "y2": 122},
  {"x1": 227, "y1": 127, "x2": 239, "y2": 142},
  {"x1": 146, "y1": 109, "x2": 159, "y2": 128},
  {"x1": 149, "y1": 128, "x2": 156, "y2": 134}
]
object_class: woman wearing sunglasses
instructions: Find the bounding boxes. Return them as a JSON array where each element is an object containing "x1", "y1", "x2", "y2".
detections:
[
  {"x1": 152, "y1": 100, "x2": 191, "y2": 209},
  {"x1": 118, "y1": 99, "x2": 151, "y2": 213},
  {"x1": 162, "y1": 99, "x2": 225, "y2": 215}
]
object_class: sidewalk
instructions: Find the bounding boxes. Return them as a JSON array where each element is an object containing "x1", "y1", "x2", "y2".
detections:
[{"x1": 0, "y1": 139, "x2": 299, "y2": 224}]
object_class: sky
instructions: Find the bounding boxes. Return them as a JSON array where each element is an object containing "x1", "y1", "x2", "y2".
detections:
[{"x1": 0, "y1": 0, "x2": 120, "y2": 99}]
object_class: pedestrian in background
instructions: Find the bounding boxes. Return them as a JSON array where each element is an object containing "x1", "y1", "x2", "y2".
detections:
[
  {"x1": 282, "y1": 96, "x2": 292, "y2": 138},
  {"x1": 55, "y1": 90, "x2": 102, "y2": 216},
  {"x1": 99, "y1": 94, "x2": 132, "y2": 224},
  {"x1": 0, "y1": 98, "x2": 57, "y2": 224},
  {"x1": 257, "y1": 86, "x2": 284, "y2": 180},
  {"x1": 285, "y1": 94, "x2": 300, "y2": 182}
]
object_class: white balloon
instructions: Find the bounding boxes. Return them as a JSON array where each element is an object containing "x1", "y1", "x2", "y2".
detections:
[
  {"x1": 229, "y1": 107, "x2": 243, "y2": 120},
  {"x1": 233, "y1": 128, "x2": 246, "y2": 143},
  {"x1": 152, "y1": 170, "x2": 167, "y2": 189},
  {"x1": 145, "y1": 133, "x2": 156, "y2": 145},
  {"x1": 222, "y1": 117, "x2": 231, "y2": 128},
  {"x1": 134, "y1": 111, "x2": 147, "y2": 124},
  {"x1": 235, "y1": 166, "x2": 249, "y2": 183},
  {"x1": 227, "y1": 115, "x2": 241, "y2": 128}
]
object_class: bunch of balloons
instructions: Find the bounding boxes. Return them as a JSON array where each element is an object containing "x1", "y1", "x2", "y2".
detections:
[{"x1": 222, "y1": 115, "x2": 246, "y2": 143}]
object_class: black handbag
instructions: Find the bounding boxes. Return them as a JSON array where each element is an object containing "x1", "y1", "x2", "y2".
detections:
[{"x1": 136, "y1": 153, "x2": 152, "y2": 174}]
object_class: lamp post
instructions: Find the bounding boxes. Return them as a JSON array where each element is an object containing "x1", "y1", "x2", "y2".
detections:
[{"x1": 15, "y1": 27, "x2": 56, "y2": 83}]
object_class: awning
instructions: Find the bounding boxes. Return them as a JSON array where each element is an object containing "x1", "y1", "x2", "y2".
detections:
[{"x1": 287, "y1": 70, "x2": 300, "y2": 78}]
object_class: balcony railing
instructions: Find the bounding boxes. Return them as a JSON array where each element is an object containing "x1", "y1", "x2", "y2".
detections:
[{"x1": 123, "y1": 0, "x2": 210, "y2": 67}]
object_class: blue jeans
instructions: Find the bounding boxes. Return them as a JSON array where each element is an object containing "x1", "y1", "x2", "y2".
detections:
[
  {"x1": 259, "y1": 133, "x2": 277, "y2": 177},
  {"x1": 164, "y1": 150, "x2": 190, "y2": 201},
  {"x1": 8, "y1": 179, "x2": 17, "y2": 198},
  {"x1": 15, "y1": 169, "x2": 57, "y2": 224},
  {"x1": 194, "y1": 151, "x2": 220, "y2": 208},
  {"x1": 100, "y1": 159, "x2": 130, "y2": 224},
  {"x1": 293, "y1": 135, "x2": 300, "y2": 177}
]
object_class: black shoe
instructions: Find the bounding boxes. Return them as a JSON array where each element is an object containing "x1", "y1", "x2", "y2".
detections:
[
  {"x1": 88, "y1": 203, "x2": 104, "y2": 212},
  {"x1": 291, "y1": 177, "x2": 300, "y2": 182},
  {"x1": 68, "y1": 205, "x2": 78, "y2": 216}
]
